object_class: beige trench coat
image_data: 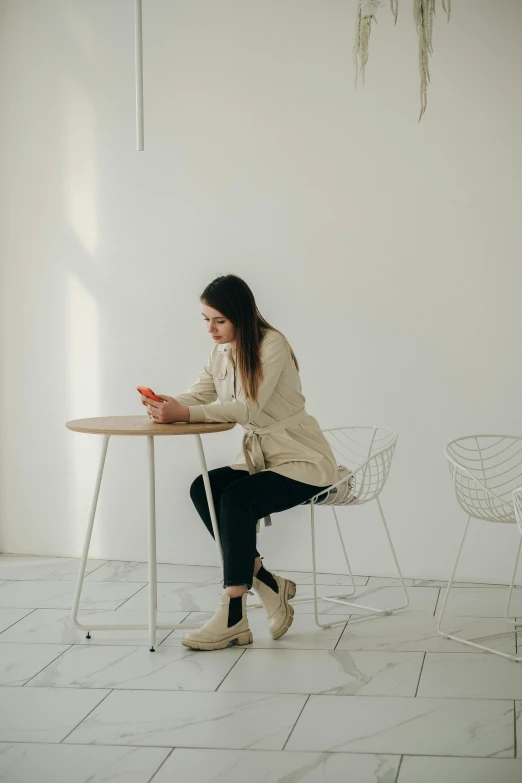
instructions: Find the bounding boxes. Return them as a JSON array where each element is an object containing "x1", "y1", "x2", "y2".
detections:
[{"x1": 175, "y1": 331, "x2": 344, "y2": 517}]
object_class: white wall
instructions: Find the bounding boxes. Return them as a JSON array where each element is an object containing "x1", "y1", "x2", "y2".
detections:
[{"x1": 1, "y1": 0, "x2": 521, "y2": 583}]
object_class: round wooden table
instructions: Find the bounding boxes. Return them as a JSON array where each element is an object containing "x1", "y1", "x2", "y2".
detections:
[{"x1": 65, "y1": 415, "x2": 236, "y2": 650}]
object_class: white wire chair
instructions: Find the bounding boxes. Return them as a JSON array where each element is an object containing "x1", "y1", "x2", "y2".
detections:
[
  {"x1": 438, "y1": 435, "x2": 522, "y2": 662},
  {"x1": 252, "y1": 426, "x2": 409, "y2": 629},
  {"x1": 515, "y1": 487, "x2": 522, "y2": 537}
]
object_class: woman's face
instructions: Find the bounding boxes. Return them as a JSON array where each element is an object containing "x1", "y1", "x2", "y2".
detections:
[{"x1": 202, "y1": 305, "x2": 237, "y2": 346}]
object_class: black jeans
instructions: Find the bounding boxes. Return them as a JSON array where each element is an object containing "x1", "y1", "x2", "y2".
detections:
[{"x1": 190, "y1": 467, "x2": 329, "y2": 589}]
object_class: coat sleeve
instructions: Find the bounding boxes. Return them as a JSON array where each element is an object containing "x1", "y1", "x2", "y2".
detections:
[
  {"x1": 188, "y1": 332, "x2": 288, "y2": 424},
  {"x1": 174, "y1": 355, "x2": 218, "y2": 407}
]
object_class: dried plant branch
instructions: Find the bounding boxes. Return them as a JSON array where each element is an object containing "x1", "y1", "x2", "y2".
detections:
[
  {"x1": 353, "y1": 0, "x2": 452, "y2": 119},
  {"x1": 354, "y1": 1, "x2": 386, "y2": 85},
  {"x1": 414, "y1": 0, "x2": 436, "y2": 120},
  {"x1": 353, "y1": 10, "x2": 372, "y2": 85}
]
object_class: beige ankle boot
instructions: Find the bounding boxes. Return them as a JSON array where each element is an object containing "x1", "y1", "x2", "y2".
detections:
[
  {"x1": 252, "y1": 572, "x2": 296, "y2": 639},
  {"x1": 181, "y1": 591, "x2": 253, "y2": 651}
]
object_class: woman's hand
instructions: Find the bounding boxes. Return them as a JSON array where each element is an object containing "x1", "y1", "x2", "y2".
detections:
[{"x1": 141, "y1": 395, "x2": 190, "y2": 424}]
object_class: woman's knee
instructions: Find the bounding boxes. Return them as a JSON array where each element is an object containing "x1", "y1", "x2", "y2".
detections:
[
  {"x1": 190, "y1": 466, "x2": 240, "y2": 503},
  {"x1": 189, "y1": 474, "x2": 205, "y2": 504}
]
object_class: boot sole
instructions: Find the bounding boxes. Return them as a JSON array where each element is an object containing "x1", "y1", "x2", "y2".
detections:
[
  {"x1": 271, "y1": 580, "x2": 296, "y2": 640},
  {"x1": 181, "y1": 630, "x2": 253, "y2": 651}
]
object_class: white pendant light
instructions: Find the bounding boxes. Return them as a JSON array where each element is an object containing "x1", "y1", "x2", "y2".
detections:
[{"x1": 134, "y1": 0, "x2": 144, "y2": 150}]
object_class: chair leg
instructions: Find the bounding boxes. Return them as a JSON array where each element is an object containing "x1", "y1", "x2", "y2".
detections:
[
  {"x1": 310, "y1": 501, "x2": 346, "y2": 630},
  {"x1": 293, "y1": 498, "x2": 409, "y2": 626},
  {"x1": 331, "y1": 506, "x2": 357, "y2": 598},
  {"x1": 71, "y1": 434, "x2": 110, "y2": 638},
  {"x1": 291, "y1": 505, "x2": 357, "y2": 606},
  {"x1": 254, "y1": 503, "x2": 347, "y2": 626},
  {"x1": 375, "y1": 497, "x2": 410, "y2": 609},
  {"x1": 437, "y1": 515, "x2": 522, "y2": 662},
  {"x1": 504, "y1": 532, "x2": 522, "y2": 627},
  {"x1": 249, "y1": 501, "x2": 349, "y2": 623}
]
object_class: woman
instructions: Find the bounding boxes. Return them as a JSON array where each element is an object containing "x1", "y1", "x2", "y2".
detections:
[{"x1": 142, "y1": 274, "x2": 346, "y2": 651}]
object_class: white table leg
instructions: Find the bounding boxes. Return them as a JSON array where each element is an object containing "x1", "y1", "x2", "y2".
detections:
[
  {"x1": 71, "y1": 431, "x2": 209, "y2": 647},
  {"x1": 147, "y1": 436, "x2": 158, "y2": 651},
  {"x1": 71, "y1": 434, "x2": 110, "y2": 635},
  {"x1": 194, "y1": 434, "x2": 223, "y2": 572}
]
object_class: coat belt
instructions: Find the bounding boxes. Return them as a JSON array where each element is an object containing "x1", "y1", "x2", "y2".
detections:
[{"x1": 242, "y1": 408, "x2": 310, "y2": 529}]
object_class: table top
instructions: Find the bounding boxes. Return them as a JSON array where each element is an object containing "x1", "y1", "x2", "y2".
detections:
[{"x1": 66, "y1": 415, "x2": 236, "y2": 436}]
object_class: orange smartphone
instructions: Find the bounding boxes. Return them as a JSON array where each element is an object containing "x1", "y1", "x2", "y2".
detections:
[{"x1": 137, "y1": 386, "x2": 163, "y2": 402}]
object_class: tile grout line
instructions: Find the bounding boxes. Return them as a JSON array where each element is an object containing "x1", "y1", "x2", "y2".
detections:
[
  {"x1": 282, "y1": 694, "x2": 311, "y2": 751},
  {"x1": 6, "y1": 683, "x2": 519, "y2": 701},
  {"x1": 333, "y1": 620, "x2": 349, "y2": 650},
  {"x1": 21, "y1": 645, "x2": 74, "y2": 687},
  {"x1": 147, "y1": 747, "x2": 175, "y2": 783},
  {"x1": 81, "y1": 561, "x2": 110, "y2": 579},
  {"x1": 0, "y1": 608, "x2": 38, "y2": 637},
  {"x1": 58, "y1": 689, "x2": 114, "y2": 744},
  {"x1": 1, "y1": 740, "x2": 521, "y2": 759},
  {"x1": 110, "y1": 583, "x2": 150, "y2": 611},
  {"x1": 3, "y1": 584, "x2": 517, "y2": 615},
  {"x1": 414, "y1": 652, "x2": 427, "y2": 698},
  {"x1": 2, "y1": 562, "x2": 521, "y2": 586},
  {"x1": 214, "y1": 648, "x2": 248, "y2": 691},
  {"x1": 395, "y1": 755, "x2": 404, "y2": 782},
  {"x1": 35, "y1": 641, "x2": 520, "y2": 654},
  {"x1": 2, "y1": 584, "x2": 150, "y2": 616},
  {"x1": 156, "y1": 611, "x2": 192, "y2": 647},
  {"x1": 433, "y1": 586, "x2": 441, "y2": 618}
]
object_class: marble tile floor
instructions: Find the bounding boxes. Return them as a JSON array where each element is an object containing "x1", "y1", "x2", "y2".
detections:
[{"x1": 0, "y1": 554, "x2": 521, "y2": 783}]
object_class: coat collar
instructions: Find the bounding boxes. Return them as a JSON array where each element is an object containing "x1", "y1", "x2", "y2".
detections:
[{"x1": 218, "y1": 343, "x2": 234, "y2": 356}]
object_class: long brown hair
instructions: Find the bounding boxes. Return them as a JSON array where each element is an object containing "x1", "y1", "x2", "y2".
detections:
[{"x1": 201, "y1": 275, "x2": 299, "y2": 402}]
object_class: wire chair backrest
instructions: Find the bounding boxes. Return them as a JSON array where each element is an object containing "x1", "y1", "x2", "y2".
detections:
[
  {"x1": 446, "y1": 435, "x2": 522, "y2": 523},
  {"x1": 313, "y1": 426, "x2": 397, "y2": 506},
  {"x1": 512, "y1": 487, "x2": 522, "y2": 535}
]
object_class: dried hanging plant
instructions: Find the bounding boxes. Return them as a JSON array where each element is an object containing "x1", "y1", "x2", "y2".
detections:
[
  {"x1": 354, "y1": 0, "x2": 384, "y2": 86},
  {"x1": 353, "y1": 0, "x2": 451, "y2": 120}
]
